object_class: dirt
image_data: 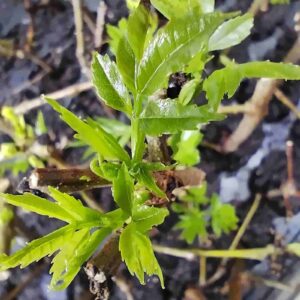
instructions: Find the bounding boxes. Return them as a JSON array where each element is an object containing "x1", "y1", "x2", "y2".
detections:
[{"x1": 1, "y1": 0, "x2": 300, "y2": 299}]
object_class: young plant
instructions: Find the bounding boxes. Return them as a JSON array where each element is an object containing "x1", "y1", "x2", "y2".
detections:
[
  {"x1": 1, "y1": 0, "x2": 300, "y2": 292},
  {"x1": 0, "y1": 108, "x2": 47, "y2": 176}
]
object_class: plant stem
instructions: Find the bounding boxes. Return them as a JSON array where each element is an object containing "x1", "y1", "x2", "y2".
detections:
[{"x1": 29, "y1": 168, "x2": 110, "y2": 193}]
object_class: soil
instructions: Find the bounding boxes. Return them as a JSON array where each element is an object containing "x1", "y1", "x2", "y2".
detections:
[{"x1": 1, "y1": 0, "x2": 300, "y2": 300}]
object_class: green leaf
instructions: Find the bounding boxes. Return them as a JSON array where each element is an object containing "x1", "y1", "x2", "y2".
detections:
[
  {"x1": 48, "y1": 187, "x2": 103, "y2": 222},
  {"x1": 46, "y1": 98, "x2": 130, "y2": 163},
  {"x1": 116, "y1": 37, "x2": 136, "y2": 93},
  {"x1": 139, "y1": 99, "x2": 224, "y2": 136},
  {"x1": 208, "y1": 14, "x2": 253, "y2": 51},
  {"x1": 133, "y1": 205, "x2": 169, "y2": 232},
  {"x1": 210, "y1": 195, "x2": 238, "y2": 237},
  {"x1": 136, "y1": 164, "x2": 166, "y2": 198},
  {"x1": 0, "y1": 225, "x2": 74, "y2": 270},
  {"x1": 92, "y1": 53, "x2": 132, "y2": 116},
  {"x1": 106, "y1": 18, "x2": 128, "y2": 55},
  {"x1": 35, "y1": 111, "x2": 47, "y2": 135},
  {"x1": 169, "y1": 130, "x2": 203, "y2": 166},
  {"x1": 87, "y1": 117, "x2": 131, "y2": 147},
  {"x1": 0, "y1": 154, "x2": 30, "y2": 176},
  {"x1": 137, "y1": 12, "x2": 235, "y2": 96},
  {"x1": 204, "y1": 61, "x2": 300, "y2": 111},
  {"x1": 176, "y1": 209, "x2": 207, "y2": 243},
  {"x1": 128, "y1": 5, "x2": 151, "y2": 61},
  {"x1": 178, "y1": 78, "x2": 201, "y2": 106},
  {"x1": 150, "y1": 0, "x2": 214, "y2": 20},
  {"x1": 119, "y1": 222, "x2": 164, "y2": 287},
  {"x1": 179, "y1": 183, "x2": 208, "y2": 204},
  {"x1": 0, "y1": 193, "x2": 75, "y2": 223},
  {"x1": 50, "y1": 227, "x2": 111, "y2": 290},
  {"x1": 112, "y1": 163, "x2": 134, "y2": 216}
]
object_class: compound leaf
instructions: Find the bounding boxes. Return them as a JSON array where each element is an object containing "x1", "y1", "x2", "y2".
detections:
[
  {"x1": 119, "y1": 222, "x2": 164, "y2": 287},
  {"x1": 137, "y1": 12, "x2": 236, "y2": 97},
  {"x1": 210, "y1": 195, "x2": 238, "y2": 237},
  {"x1": 50, "y1": 227, "x2": 111, "y2": 290},
  {"x1": 0, "y1": 225, "x2": 74, "y2": 270},
  {"x1": 176, "y1": 209, "x2": 207, "y2": 243},
  {"x1": 204, "y1": 61, "x2": 300, "y2": 111},
  {"x1": 46, "y1": 98, "x2": 130, "y2": 163}
]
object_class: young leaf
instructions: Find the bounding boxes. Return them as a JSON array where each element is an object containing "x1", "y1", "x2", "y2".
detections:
[
  {"x1": 0, "y1": 193, "x2": 75, "y2": 223},
  {"x1": 139, "y1": 99, "x2": 224, "y2": 136},
  {"x1": 204, "y1": 61, "x2": 300, "y2": 111},
  {"x1": 106, "y1": 18, "x2": 128, "y2": 55},
  {"x1": 116, "y1": 37, "x2": 136, "y2": 93},
  {"x1": 168, "y1": 130, "x2": 203, "y2": 166},
  {"x1": 150, "y1": 0, "x2": 214, "y2": 20},
  {"x1": 136, "y1": 164, "x2": 166, "y2": 198},
  {"x1": 133, "y1": 205, "x2": 169, "y2": 232},
  {"x1": 208, "y1": 14, "x2": 253, "y2": 51},
  {"x1": 119, "y1": 222, "x2": 164, "y2": 287},
  {"x1": 178, "y1": 78, "x2": 201, "y2": 106},
  {"x1": 48, "y1": 187, "x2": 103, "y2": 222},
  {"x1": 137, "y1": 12, "x2": 236, "y2": 97},
  {"x1": 127, "y1": 4, "x2": 152, "y2": 61},
  {"x1": 176, "y1": 209, "x2": 207, "y2": 243},
  {"x1": 210, "y1": 195, "x2": 238, "y2": 237},
  {"x1": 35, "y1": 111, "x2": 48, "y2": 135},
  {"x1": 112, "y1": 163, "x2": 134, "y2": 216},
  {"x1": 50, "y1": 227, "x2": 112, "y2": 290},
  {"x1": 0, "y1": 225, "x2": 74, "y2": 270},
  {"x1": 46, "y1": 98, "x2": 130, "y2": 163},
  {"x1": 92, "y1": 53, "x2": 132, "y2": 116}
]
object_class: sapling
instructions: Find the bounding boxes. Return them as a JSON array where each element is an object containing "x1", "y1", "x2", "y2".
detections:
[{"x1": 1, "y1": 0, "x2": 300, "y2": 294}]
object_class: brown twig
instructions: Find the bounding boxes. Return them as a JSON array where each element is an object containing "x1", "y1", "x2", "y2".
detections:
[
  {"x1": 29, "y1": 167, "x2": 110, "y2": 193},
  {"x1": 94, "y1": 1, "x2": 107, "y2": 49},
  {"x1": 13, "y1": 81, "x2": 93, "y2": 114},
  {"x1": 72, "y1": 0, "x2": 90, "y2": 77},
  {"x1": 274, "y1": 88, "x2": 300, "y2": 119}
]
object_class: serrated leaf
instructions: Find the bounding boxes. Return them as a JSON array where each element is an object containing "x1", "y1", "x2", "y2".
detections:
[
  {"x1": 176, "y1": 209, "x2": 207, "y2": 243},
  {"x1": 112, "y1": 163, "x2": 134, "y2": 216},
  {"x1": 169, "y1": 130, "x2": 203, "y2": 166},
  {"x1": 50, "y1": 227, "x2": 112, "y2": 290},
  {"x1": 0, "y1": 193, "x2": 75, "y2": 223},
  {"x1": 210, "y1": 195, "x2": 238, "y2": 237},
  {"x1": 46, "y1": 98, "x2": 130, "y2": 163},
  {"x1": 119, "y1": 222, "x2": 164, "y2": 287},
  {"x1": 137, "y1": 12, "x2": 235, "y2": 97},
  {"x1": 48, "y1": 187, "x2": 103, "y2": 222},
  {"x1": 139, "y1": 99, "x2": 224, "y2": 136},
  {"x1": 0, "y1": 225, "x2": 74, "y2": 270},
  {"x1": 208, "y1": 13, "x2": 253, "y2": 51},
  {"x1": 204, "y1": 61, "x2": 300, "y2": 111},
  {"x1": 92, "y1": 53, "x2": 132, "y2": 116}
]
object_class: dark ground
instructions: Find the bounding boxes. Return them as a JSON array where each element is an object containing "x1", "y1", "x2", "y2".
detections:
[{"x1": 1, "y1": 0, "x2": 300, "y2": 299}]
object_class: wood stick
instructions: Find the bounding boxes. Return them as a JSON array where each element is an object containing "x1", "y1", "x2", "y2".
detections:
[{"x1": 29, "y1": 168, "x2": 110, "y2": 193}]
